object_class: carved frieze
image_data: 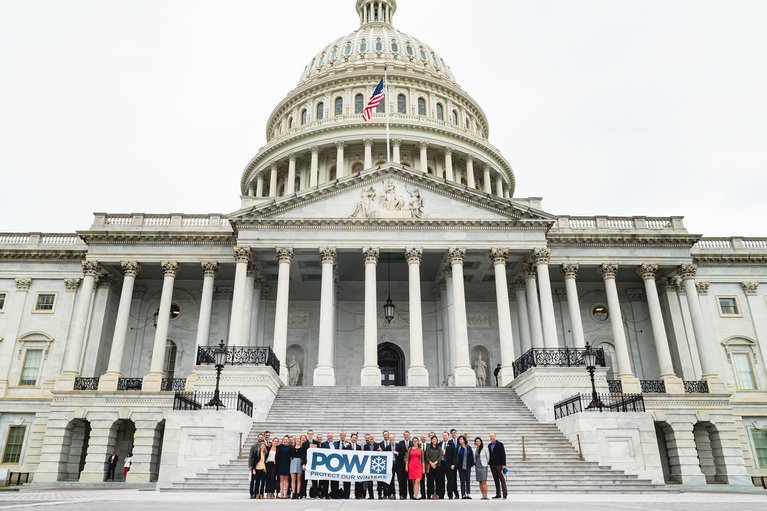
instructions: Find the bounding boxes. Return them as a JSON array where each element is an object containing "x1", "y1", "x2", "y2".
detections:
[{"x1": 349, "y1": 179, "x2": 424, "y2": 219}]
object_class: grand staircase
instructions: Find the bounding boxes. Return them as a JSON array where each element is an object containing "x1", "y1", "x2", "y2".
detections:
[{"x1": 165, "y1": 386, "x2": 664, "y2": 492}]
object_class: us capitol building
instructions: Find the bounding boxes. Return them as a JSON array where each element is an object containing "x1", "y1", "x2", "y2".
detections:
[{"x1": 1, "y1": 0, "x2": 766, "y2": 490}]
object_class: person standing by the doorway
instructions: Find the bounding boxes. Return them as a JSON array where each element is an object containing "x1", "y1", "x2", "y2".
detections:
[
  {"x1": 106, "y1": 451, "x2": 118, "y2": 481},
  {"x1": 123, "y1": 452, "x2": 133, "y2": 481},
  {"x1": 494, "y1": 364, "x2": 501, "y2": 386}
]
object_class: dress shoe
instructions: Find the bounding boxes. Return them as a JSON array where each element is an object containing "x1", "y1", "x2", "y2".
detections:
[{"x1": 493, "y1": 495, "x2": 502, "y2": 499}]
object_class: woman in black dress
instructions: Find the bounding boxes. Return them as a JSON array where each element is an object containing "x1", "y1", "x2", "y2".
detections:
[{"x1": 276, "y1": 436, "x2": 293, "y2": 498}]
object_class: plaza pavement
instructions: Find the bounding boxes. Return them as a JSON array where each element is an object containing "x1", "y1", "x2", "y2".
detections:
[{"x1": 0, "y1": 489, "x2": 766, "y2": 511}]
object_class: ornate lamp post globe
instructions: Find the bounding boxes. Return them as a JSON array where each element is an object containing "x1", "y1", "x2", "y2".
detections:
[
  {"x1": 583, "y1": 343, "x2": 604, "y2": 410},
  {"x1": 206, "y1": 340, "x2": 227, "y2": 410}
]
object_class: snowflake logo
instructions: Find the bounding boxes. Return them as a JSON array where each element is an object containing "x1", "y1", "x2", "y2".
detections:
[{"x1": 370, "y1": 455, "x2": 387, "y2": 474}]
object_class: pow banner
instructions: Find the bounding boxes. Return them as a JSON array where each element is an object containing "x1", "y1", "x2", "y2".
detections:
[{"x1": 304, "y1": 448, "x2": 394, "y2": 482}]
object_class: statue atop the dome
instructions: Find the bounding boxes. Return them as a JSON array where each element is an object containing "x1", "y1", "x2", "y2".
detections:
[{"x1": 349, "y1": 179, "x2": 425, "y2": 219}]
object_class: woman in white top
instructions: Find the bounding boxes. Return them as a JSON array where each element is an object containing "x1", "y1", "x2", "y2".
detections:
[
  {"x1": 472, "y1": 438, "x2": 491, "y2": 500},
  {"x1": 123, "y1": 452, "x2": 133, "y2": 480}
]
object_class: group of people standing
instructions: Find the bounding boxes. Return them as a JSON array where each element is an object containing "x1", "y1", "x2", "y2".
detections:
[{"x1": 247, "y1": 428, "x2": 509, "y2": 501}]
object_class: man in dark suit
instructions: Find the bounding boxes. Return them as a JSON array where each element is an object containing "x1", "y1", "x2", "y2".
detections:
[
  {"x1": 378, "y1": 431, "x2": 396, "y2": 499},
  {"x1": 362, "y1": 434, "x2": 377, "y2": 499},
  {"x1": 321, "y1": 432, "x2": 339, "y2": 499},
  {"x1": 441, "y1": 431, "x2": 458, "y2": 499},
  {"x1": 395, "y1": 431, "x2": 412, "y2": 499},
  {"x1": 349, "y1": 433, "x2": 364, "y2": 499},
  {"x1": 305, "y1": 430, "x2": 318, "y2": 498},
  {"x1": 106, "y1": 451, "x2": 119, "y2": 481},
  {"x1": 488, "y1": 432, "x2": 507, "y2": 500}
]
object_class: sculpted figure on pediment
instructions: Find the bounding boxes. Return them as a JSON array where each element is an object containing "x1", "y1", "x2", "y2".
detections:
[
  {"x1": 380, "y1": 179, "x2": 405, "y2": 212},
  {"x1": 349, "y1": 179, "x2": 425, "y2": 219},
  {"x1": 350, "y1": 186, "x2": 377, "y2": 218}
]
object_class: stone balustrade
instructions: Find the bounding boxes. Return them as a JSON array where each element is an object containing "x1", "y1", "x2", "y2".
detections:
[
  {"x1": 0, "y1": 233, "x2": 85, "y2": 246},
  {"x1": 693, "y1": 237, "x2": 767, "y2": 250},
  {"x1": 554, "y1": 216, "x2": 686, "y2": 232},
  {"x1": 91, "y1": 213, "x2": 231, "y2": 230}
]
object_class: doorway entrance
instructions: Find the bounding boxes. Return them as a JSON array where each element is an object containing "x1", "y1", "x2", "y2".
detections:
[{"x1": 378, "y1": 342, "x2": 405, "y2": 386}]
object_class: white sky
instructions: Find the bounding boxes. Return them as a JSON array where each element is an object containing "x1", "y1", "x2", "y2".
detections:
[{"x1": 1, "y1": 0, "x2": 765, "y2": 237}]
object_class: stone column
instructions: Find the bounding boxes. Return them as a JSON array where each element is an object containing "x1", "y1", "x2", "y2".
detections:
[
  {"x1": 269, "y1": 163, "x2": 278, "y2": 197},
  {"x1": 241, "y1": 262, "x2": 257, "y2": 346},
  {"x1": 599, "y1": 263, "x2": 640, "y2": 392},
  {"x1": 511, "y1": 279, "x2": 531, "y2": 353},
  {"x1": 392, "y1": 139, "x2": 401, "y2": 164},
  {"x1": 743, "y1": 282, "x2": 767, "y2": 369},
  {"x1": 483, "y1": 166, "x2": 492, "y2": 193},
  {"x1": 490, "y1": 248, "x2": 515, "y2": 385},
  {"x1": 273, "y1": 248, "x2": 293, "y2": 384},
  {"x1": 560, "y1": 264, "x2": 586, "y2": 349},
  {"x1": 419, "y1": 142, "x2": 428, "y2": 172},
  {"x1": 679, "y1": 263, "x2": 724, "y2": 391},
  {"x1": 522, "y1": 264, "x2": 544, "y2": 349},
  {"x1": 256, "y1": 175, "x2": 264, "y2": 197},
  {"x1": 310, "y1": 146, "x2": 319, "y2": 187},
  {"x1": 227, "y1": 246, "x2": 251, "y2": 347},
  {"x1": 449, "y1": 248, "x2": 476, "y2": 386},
  {"x1": 314, "y1": 248, "x2": 337, "y2": 386},
  {"x1": 444, "y1": 147, "x2": 454, "y2": 182},
  {"x1": 286, "y1": 154, "x2": 296, "y2": 194},
  {"x1": 466, "y1": 156, "x2": 475, "y2": 188},
  {"x1": 336, "y1": 141, "x2": 345, "y2": 178},
  {"x1": 195, "y1": 261, "x2": 218, "y2": 353},
  {"x1": 143, "y1": 261, "x2": 179, "y2": 391},
  {"x1": 56, "y1": 261, "x2": 100, "y2": 389},
  {"x1": 363, "y1": 139, "x2": 373, "y2": 170},
  {"x1": 361, "y1": 247, "x2": 382, "y2": 386},
  {"x1": 250, "y1": 277, "x2": 262, "y2": 347},
  {"x1": 533, "y1": 249, "x2": 558, "y2": 348},
  {"x1": 99, "y1": 261, "x2": 140, "y2": 391},
  {"x1": 638, "y1": 264, "x2": 684, "y2": 392},
  {"x1": 405, "y1": 247, "x2": 428, "y2": 386},
  {"x1": 444, "y1": 272, "x2": 457, "y2": 383}
]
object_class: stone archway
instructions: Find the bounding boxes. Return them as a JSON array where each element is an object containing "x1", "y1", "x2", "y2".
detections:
[
  {"x1": 694, "y1": 421, "x2": 728, "y2": 484},
  {"x1": 106, "y1": 419, "x2": 136, "y2": 481},
  {"x1": 59, "y1": 419, "x2": 91, "y2": 481},
  {"x1": 287, "y1": 344, "x2": 305, "y2": 386},
  {"x1": 149, "y1": 420, "x2": 165, "y2": 482},
  {"x1": 378, "y1": 341, "x2": 405, "y2": 386},
  {"x1": 470, "y1": 345, "x2": 491, "y2": 387},
  {"x1": 654, "y1": 421, "x2": 681, "y2": 484}
]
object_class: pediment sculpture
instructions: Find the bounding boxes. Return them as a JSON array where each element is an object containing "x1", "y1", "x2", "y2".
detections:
[{"x1": 350, "y1": 179, "x2": 425, "y2": 219}]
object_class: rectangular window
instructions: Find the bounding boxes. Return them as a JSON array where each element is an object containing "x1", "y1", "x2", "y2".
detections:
[
  {"x1": 2, "y1": 425, "x2": 26, "y2": 463},
  {"x1": 732, "y1": 353, "x2": 757, "y2": 390},
  {"x1": 0, "y1": 292, "x2": 6, "y2": 311},
  {"x1": 718, "y1": 297, "x2": 739, "y2": 316},
  {"x1": 19, "y1": 349, "x2": 43, "y2": 386},
  {"x1": 34, "y1": 293, "x2": 55, "y2": 312},
  {"x1": 753, "y1": 430, "x2": 767, "y2": 468}
]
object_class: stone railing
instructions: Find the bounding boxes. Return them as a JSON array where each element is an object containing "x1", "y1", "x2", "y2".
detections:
[
  {"x1": 91, "y1": 213, "x2": 231, "y2": 229},
  {"x1": 0, "y1": 233, "x2": 85, "y2": 246},
  {"x1": 554, "y1": 216, "x2": 686, "y2": 232},
  {"x1": 693, "y1": 237, "x2": 767, "y2": 250}
]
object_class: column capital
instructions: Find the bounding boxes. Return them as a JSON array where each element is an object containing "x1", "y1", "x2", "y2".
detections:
[
  {"x1": 246, "y1": 260, "x2": 261, "y2": 277},
  {"x1": 288, "y1": 153, "x2": 296, "y2": 162},
  {"x1": 64, "y1": 277, "x2": 81, "y2": 291},
  {"x1": 121, "y1": 261, "x2": 141, "y2": 277},
  {"x1": 276, "y1": 247, "x2": 294, "y2": 264},
  {"x1": 392, "y1": 138, "x2": 401, "y2": 147},
  {"x1": 466, "y1": 154, "x2": 474, "y2": 163},
  {"x1": 637, "y1": 263, "x2": 659, "y2": 280},
  {"x1": 489, "y1": 248, "x2": 508, "y2": 265},
  {"x1": 662, "y1": 276, "x2": 680, "y2": 291},
  {"x1": 319, "y1": 247, "x2": 337, "y2": 265},
  {"x1": 311, "y1": 145, "x2": 320, "y2": 153},
  {"x1": 405, "y1": 247, "x2": 423, "y2": 264},
  {"x1": 97, "y1": 274, "x2": 114, "y2": 288},
  {"x1": 233, "y1": 246, "x2": 251, "y2": 263},
  {"x1": 531, "y1": 248, "x2": 551, "y2": 264},
  {"x1": 362, "y1": 247, "x2": 379, "y2": 264},
  {"x1": 444, "y1": 146, "x2": 453, "y2": 155},
  {"x1": 510, "y1": 278, "x2": 526, "y2": 291},
  {"x1": 419, "y1": 141, "x2": 428, "y2": 150},
  {"x1": 742, "y1": 281, "x2": 759, "y2": 296},
  {"x1": 335, "y1": 140, "x2": 345, "y2": 149},
  {"x1": 697, "y1": 281, "x2": 711, "y2": 295},
  {"x1": 598, "y1": 263, "x2": 619, "y2": 279},
  {"x1": 81, "y1": 260, "x2": 101, "y2": 278},
  {"x1": 678, "y1": 263, "x2": 697, "y2": 280},
  {"x1": 560, "y1": 263, "x2": 579, "y2": 278},
  {"x1": 448, "y1": 247, "x2": 466, "y2": 265},
  {"x1": 521, "y1": 263, "x2": 537, "y2": 279},
  {"x1": 270, "y1": 162, "x2": 278, "y2": 170},
  {"x1": 15, "y1": 277, "x2": 32, "y2": 291},
  {"x1": 201, "y1": 260, "x2": 219, "y2": 277},
  {"x1": 161, "y1": 261, "x2": 179, "y2": 277},
  {"x1": 363, "y1": 139, "x2": 373, "y2": 147}
]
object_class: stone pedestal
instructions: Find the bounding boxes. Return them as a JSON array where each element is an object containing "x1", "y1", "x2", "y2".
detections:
[
  {"x1": 452, "y1": 366, "x2": 477, "y2": 387},
  {"x1": 141, "y1": 371, "x2": 164, "y2": 392},
  {"x1": 407, "y1": 366, "x2": 429, "y2": 387},
  {"x1": 360, "y1": 366, "x2": 382, "y2": 387},
  {"x1": 498, "y1": 365, "x2": 516, "y2": 387},
  {"x1": 313, "y1": 366, "x2": 336, "y2": 386},
  {"x1": 54, "y1": 372, "x2": 77, "y2": 391},
  {"x1": 662, "y1": 374, "x2": 686, "y2": 394},
  {"x1": 619, "y1": 374, "x2": 642, "y2": 394},
  {"x1": 192, "y1": 365, "x2": 281, "y2": 422},
  {"x1": 97, "y1": 371, "x2": 120, "y2": 392}
]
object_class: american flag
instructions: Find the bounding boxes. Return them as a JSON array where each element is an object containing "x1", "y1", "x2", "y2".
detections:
[{"x1": 361, "y1": 79, "x2": 385, "y2": 121}]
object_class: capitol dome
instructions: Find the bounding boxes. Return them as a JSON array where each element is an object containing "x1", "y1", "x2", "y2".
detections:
[{"x1": 239, "y1": 0, "x2": 515, "y2": 204}]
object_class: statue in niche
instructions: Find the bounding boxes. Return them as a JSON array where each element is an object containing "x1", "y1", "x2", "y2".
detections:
[
  {"x1": 350, "y1": 186, "x2": 376, "y2": 218},
  {"x1": 287, "y1": 355, "x2": 301, "y2": 386},
  {"x1": 474, "y1": 352, "x2": 487, "y2": 387},
  {"x1": 379, "y1": 179, "x2": 405, "y2": 211}
]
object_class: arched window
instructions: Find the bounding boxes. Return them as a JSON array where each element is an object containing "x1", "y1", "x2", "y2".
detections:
[
  {"x1": 330, "y1": 47, "x2": 338, "y2": 61},
  {"x1": 352, "y1": 162, "x2": 364, "y2": 173},
  {"x1": 335, "y1": 96, "x2": 343, "y2": 116},
  {"x1": 723, "y1": 337, "x2": 760, "y2": 390},
  {"x1": 288, "y1": 116, "x2": 293, "y2": 129},
  {"x1": 164, "y1": 340, "x2": 177, "y2": 380},
  {"x1": 328, "y1": 165, "x2": 337, "y2": 181},
  {"x1": 406, "y1": 43, "x2": 414, "y2": 56},
  {"x1": 344, "y1": 43, "x2": 352, "y2": 56},
  {"x1": 377, "y1": 99, "x2": 385, "y2": 113},
  {"x1": 417, "y1": 97, "x2": 426, "y2": 116},
  {"x1": 316, "y1": 102, "x2": 324, "y2": 120},
  {"x1": 294, "y1": 176, "x2": 301, "y2": 192},
  {"x1": 464, "y1": 117, "x2": 469, "y2": 128},
  {"x1": 452, "y1": 109, "x2": 459, "y2": 124},
  {"x1": 397, "y1": 94, "x2": 406, "y2": 114},
  {"x1": 300, "y1": 108, "x2": 307, "y2": 125},
  {"x1": 419, "y1": 48, "x2": 427, "y2": 61},
  {"x1": 436, "y1": 103, "x2": 444, "y2": 121},
  {"x1": 359, "y1": 39, "x2": 367, "y2": 53},
  {"x1": 375, "y1": 38, "x2": 383, "y2": 52},
  {"x1": 354, "y1": 93, "x2": 364, "y2": 114},
  {"x1": 318, "y1": 53, "x2": 325, "y2": 65},
  {"x1": 390, "y1": 40, "x2": 399, "y2": 53}
]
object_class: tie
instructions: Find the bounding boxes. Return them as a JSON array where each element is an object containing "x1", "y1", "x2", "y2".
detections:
[{"x1": 490, "y1": 442, "x2": 495, "y2": 452}]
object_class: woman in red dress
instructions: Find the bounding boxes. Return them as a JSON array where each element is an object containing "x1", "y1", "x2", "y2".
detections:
[{"x1": 405, "y1": 436, "x2": 425, "y2": 500}]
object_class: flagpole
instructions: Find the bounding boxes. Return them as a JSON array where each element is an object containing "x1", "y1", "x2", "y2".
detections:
[{"x1": 384, "y1": 65, "x2": 390, "y2": 162}]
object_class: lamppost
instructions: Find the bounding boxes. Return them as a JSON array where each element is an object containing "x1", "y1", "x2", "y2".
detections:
[
  {"x1": 583, "y1": 342, "x2": 604, "y2": 411},
  {"x1": 206, "y1": 340, "x2": 227, "y2": 410}
]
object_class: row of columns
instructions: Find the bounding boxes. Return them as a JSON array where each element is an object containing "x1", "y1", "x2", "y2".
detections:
[{"x1": 251, "y1": 142, "x2": 509, "y2": 199}]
